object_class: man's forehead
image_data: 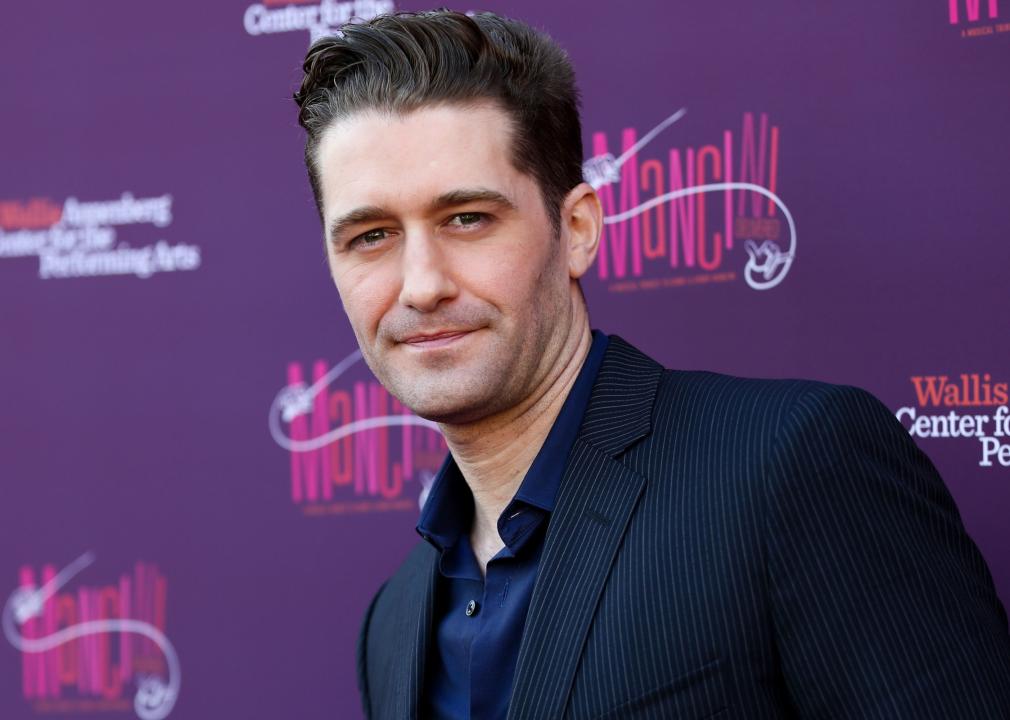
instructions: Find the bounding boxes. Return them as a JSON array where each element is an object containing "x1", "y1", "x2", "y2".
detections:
[
  {"x1": 316, "y1": 102, "x2": 531, "y2": 217},
  {"x1": 317, "y1": 103, "x2": 515, "y2": 171}
]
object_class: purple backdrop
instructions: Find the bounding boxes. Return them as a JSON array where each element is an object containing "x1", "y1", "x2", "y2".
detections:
[{"x1": 2, "y1": 1, "x2": 1008, "y2": 718}]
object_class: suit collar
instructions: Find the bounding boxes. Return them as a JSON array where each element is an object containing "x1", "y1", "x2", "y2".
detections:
[
  {"x1": 507, "y1": 334, "x2": 665, "y2": 719},
  {"x1": 387, "y1": 543, "x2": 438, "y2": 720},
  {"x1": 507, "y1": 441, "x2": 647, "y2": 719},
  {"x1": 577, "y1": 334, "x2": 665, "y2": 457},
  {"x1": 409, "y1": 556, "x2": 438, "y2": 719}
]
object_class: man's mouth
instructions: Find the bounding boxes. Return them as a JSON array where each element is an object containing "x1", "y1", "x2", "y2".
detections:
[{"x1": 401, "y1": 329, "x2": 474, "y2": 348}]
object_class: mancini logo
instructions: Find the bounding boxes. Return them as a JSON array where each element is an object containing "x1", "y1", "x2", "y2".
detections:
[
  {"x1": 947, "y1": 0, "x2": 1010, "y2": 37},
  {"x1": 585, "y1": 108, "x2": 795, "y2": 294},
  {"x1": 949, "y1": 0, "x2": 1000, "y2": 22},
  {"x1": 4, "y1": 553, "x2": 179, "y2": 719},
  {"x1": 269, "y1": 349, "x2": 446, "y2": 516}
]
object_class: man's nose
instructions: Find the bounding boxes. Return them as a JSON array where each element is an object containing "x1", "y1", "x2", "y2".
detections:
[{"x1": 397, "y1": 231, "x2": 458, "y2": 312}]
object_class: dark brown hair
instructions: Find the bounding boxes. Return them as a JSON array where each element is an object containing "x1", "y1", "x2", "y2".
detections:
[{"x1": 293, "y1": 9, "x2": 584, "y2": 235}]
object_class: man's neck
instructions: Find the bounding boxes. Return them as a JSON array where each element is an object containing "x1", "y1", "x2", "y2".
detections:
[{"x1": 438, "y1": 317, "x2": 594, "y2": 574}]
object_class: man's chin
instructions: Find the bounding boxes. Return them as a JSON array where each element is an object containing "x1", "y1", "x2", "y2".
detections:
[
  {"x1": 393, "y1": 383, "x2": 505, "y2": 426},
  {"x1": 402, "y1": 396, "x2": 492, "y2": 426}
]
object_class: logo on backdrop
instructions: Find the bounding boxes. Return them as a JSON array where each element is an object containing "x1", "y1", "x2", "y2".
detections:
[
  {"x1": 895, "y1": 373, "x2": 1010, "y2": 468},
  {"x1": 4, "y1": 553, "x2": 179, "y2": 719},
  {"x1": 584, "y1": 108, "x2": 796, "y2": 294},
  {"x1": 242, "y1": 0, "x2": 395, "y2": 43},
  {"x1": 0, "y1": 193, "x2": 200, "y2": 281},
  {"x1": 947, "y1": 0, "x2": 1009, "y2": 37},
  {"x1": 269, "y1": 349, "x2": 446, "y2": 516}
]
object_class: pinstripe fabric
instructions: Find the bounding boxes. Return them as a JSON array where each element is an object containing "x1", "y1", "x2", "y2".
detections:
[
  {"x1": 358, "y1": 542, "x2": 438, "y2": 719},
  {"x1": 356, "y1": 335, "x2": 1010, "y2": 719}
]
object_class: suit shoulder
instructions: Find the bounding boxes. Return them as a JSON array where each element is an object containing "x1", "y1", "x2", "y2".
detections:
[
  {"x1": 607, "y1": 334, "x2": 882, "y2": 416},
  {"x1": 654, "y1": 368, "x2": 938, "y2": 505},
  {"x1": 605, "y1": 335, "x2": 891, "y2": 450},
  {"x1": 653, "y1": 365, "x2": 886, "y2": 429}
]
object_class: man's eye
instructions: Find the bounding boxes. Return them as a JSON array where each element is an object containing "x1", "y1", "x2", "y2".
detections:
[
  {"x1": 351, "y1": 228, "x2": 387, "y2": 247},
  {"x1": 447, "y1": 212, "x2": 486, "y2": 228}
]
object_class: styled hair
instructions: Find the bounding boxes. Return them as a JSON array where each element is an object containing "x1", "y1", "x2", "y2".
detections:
[{"x1": 292, "y1": 9, "x2": 584, "y2": 236}]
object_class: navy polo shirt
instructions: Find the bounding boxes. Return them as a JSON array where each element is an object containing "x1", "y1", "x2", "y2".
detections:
[{"x1": 415, "y1": 330, "x2": 609, "y2": 720}]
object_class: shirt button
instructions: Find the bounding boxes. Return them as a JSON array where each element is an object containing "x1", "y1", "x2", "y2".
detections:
[{"x1": 465, "y1": 600, "x2": 479, "y2": 617}]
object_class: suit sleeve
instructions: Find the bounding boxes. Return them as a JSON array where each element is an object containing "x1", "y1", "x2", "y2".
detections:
[
  {"x1": 356, "y1": 580, "x2": 387, "y2": 720},
  {"x1": 765, "y1": 383, "x2": 1010, "y2": 718}
]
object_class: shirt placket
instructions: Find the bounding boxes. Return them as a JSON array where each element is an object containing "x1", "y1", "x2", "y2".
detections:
[{"x1": 467, "y1": 508, "x2": 545, "y2": 719}]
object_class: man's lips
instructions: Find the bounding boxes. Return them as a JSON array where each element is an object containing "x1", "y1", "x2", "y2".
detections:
[{"x1": 400, "y1": 329, "x2": 474, "y2": 348}]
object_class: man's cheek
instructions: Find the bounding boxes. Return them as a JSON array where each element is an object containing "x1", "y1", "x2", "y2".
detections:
[{"x1": 340, "y1": 278, "x2": 385, "y2": 326}]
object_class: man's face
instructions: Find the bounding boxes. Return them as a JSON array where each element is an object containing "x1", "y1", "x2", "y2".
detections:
[{"x1": 315, "y1": 102, "x2": 578, "y2": 424}]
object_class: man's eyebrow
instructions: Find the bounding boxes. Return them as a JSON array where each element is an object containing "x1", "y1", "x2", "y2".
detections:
[
  {"x1": 426, "y1": 188, "x2": 517, "y2": 214},
  {"x1": 327, "y1": 188, "x2": 517, "y2": 245},
  {"x1": 328, "y1": 206, "x2": 390, "y2": 246}
]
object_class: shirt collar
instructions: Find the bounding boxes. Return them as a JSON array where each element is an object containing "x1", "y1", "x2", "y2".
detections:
[
  {"x1": 417, "y1": 453, "x2": 472, "y2": 553},
  {"x1": 416, "y1": 330, "x2": 610, "y2": 553}
]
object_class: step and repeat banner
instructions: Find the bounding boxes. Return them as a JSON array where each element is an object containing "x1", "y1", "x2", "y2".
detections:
[{"x1": 2, "y1": 1, "x2": 1007, "y2": 718}]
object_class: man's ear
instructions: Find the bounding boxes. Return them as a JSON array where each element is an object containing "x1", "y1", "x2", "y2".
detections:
[{"x1": 561, "y1": 182, "x2": 603, "y2": 280}]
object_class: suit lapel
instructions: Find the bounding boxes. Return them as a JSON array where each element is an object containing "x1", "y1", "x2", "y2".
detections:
[
  {"x1": 507, "y1": 336, "x2": 664, "y2": 720},
  {"x1": 390, "y1": 544, "x2": 438, "y2": 720}
]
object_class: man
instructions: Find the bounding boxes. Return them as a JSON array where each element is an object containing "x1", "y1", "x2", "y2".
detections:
[{"x1": 292, "y1": 10, "x2": 1010, "y2": 719}]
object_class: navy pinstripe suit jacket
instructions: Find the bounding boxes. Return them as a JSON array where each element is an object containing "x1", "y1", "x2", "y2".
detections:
[{"x1": 356, "y1": 336, "x2": 1010, "y2": 719}]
